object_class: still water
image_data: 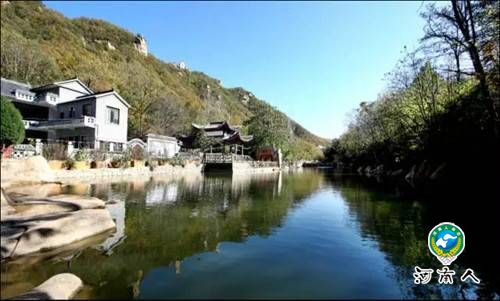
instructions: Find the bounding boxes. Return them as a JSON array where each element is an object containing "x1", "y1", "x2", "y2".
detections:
[{"x1": 1, "y1": 170, "x2": 499, "y2": 299}]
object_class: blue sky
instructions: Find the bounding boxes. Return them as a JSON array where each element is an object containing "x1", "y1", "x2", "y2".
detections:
[{"x1": 45, "y1": 1, "x2": 428, "y2": 139}]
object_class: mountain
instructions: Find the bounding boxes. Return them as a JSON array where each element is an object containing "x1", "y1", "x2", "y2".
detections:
[{"x1": 0, "y1": 1, "x2": 329, "y2": 150}]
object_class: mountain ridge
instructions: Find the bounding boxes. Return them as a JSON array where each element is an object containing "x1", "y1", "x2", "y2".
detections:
[{"x1": 0, "y1": 1, "x2": 330, "y2": 150}]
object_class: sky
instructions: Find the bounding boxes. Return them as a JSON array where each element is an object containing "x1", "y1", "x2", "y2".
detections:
[{"x1": 45, "y1": 1, "x2": 429, "y2": 139}]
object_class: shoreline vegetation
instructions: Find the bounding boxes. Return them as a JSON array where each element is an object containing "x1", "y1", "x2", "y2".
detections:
[{"x1": 322, "y1": 0, "x2": 500, "y2": 196}]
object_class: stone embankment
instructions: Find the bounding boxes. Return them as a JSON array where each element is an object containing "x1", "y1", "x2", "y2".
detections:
[
  {"x1": 52, "y1": 162, "x2": 203, "y2": 182},
  {"x1": 353, "y1": 160, "x2": 448, "y2": 193},
  {"x1": 1, "y1": 156, "x2": 203, "y2": 187}
]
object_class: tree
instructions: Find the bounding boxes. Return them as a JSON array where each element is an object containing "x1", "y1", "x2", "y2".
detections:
[
  {"x1": 0, "y1": 29, "x2": 60, "y2": 85},
  {"x1": 245, "y1": 100, "x2": 292, "y2": 154},
  {"x1": 148, "y1": 95, "x2": 186, "y2": 136},
  {"x1": 421, "y1": 0, "x2": 499, "y2": 137},
  {"x1": 1, "y1": 97, "x2": 25, "y2": 147},
  {"x1": 191, "y1": 129, "x2": 218, "y2": 151}
]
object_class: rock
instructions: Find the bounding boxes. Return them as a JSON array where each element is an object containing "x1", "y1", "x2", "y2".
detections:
[
  {"x1": 391, "y1": 169, "x2": 404, "y2": 177},
  {"x1": 1, "y1": 156, "x2": 55, "y2": 188},
  {"x1": 356, "y1": 166, "x2": 364, "y2": 175},
  {"x1": 430, "y1": 162, "x2": 447, "y2": 181},
  {"x1": 405, "y1": 165, "x2": 417, "y2": 186},
  {"x1": 2, "y1": 194, "x2": 106, "y2": 220},
  {"x1": 13, "y1": 273, "x2": 83, "y2": 300},
  {"x1": 107, "y1": 41, "x2": 116, "y2": 50},
  {"x1": 364, "y1": 166, "x2": 372, "y2": 177},
  {"x1": 134, "y1": 34, "x2": 148, "y2": 56},
  {"x1": 373, "y1": 164, "x2": 384, "y2": 177},
  {"x1": 6, "y1": 183, "x2": 62, "y2": 198},
  {"x1": 1, "y1": 208, "x2": 115, "y2": 260},
  {"x1": 415, "y1": 160, "x2": 432, "y2": 180},
  {"x1": 1, "y1": 188, "x2": 16, "y2": 218}
]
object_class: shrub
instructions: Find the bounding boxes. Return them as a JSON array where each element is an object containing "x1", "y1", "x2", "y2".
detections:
[
  {"x1": 74, "y1": 149, "x2": 90, "y2": 161},
  {"x1": 1, "y1": 97, "x2": 25, "y2": 146}
]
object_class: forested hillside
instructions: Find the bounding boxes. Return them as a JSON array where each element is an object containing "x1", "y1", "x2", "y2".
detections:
[
  {"x1": 0, "y1": 1, "x2": 328, "y2": 159},
  {"x1": 324, "y1": 0, "x2": 499, "y2": 192}
]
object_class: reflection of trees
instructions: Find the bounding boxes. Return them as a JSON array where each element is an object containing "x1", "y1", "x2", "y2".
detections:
[
  {"x1": 330, "y1": 175, "x2": 499, "y2": 299},
  {"x1": 1, "y1": 171, "x2": 324, "y2": 299}
]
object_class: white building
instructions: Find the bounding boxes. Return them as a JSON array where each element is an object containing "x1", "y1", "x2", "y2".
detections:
[
  {"x1": 1, "y1": 77, "x2": 129, "y2": 151},
  {"x1": 127, "y1": 133, "x2": 181, "y2": 158}
]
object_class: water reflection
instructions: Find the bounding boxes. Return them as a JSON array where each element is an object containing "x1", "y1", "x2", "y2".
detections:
[{"x1": 1, "y1": 171, "x2": 498, "y2": 299}]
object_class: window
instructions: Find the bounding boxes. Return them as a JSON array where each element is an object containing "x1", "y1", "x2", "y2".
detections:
[
  {"x1": 106, "y1": 106, "x2": 120, "y2": 124},
  {"x1": 82, "y1": 104, "x2": 92, "y2": 116},
  {"x1": 115, "y1": 143, "x2": 123, "y2": 152},
  {"x1": 69, "y1": 107, "x2": 75, "y2": 118}
]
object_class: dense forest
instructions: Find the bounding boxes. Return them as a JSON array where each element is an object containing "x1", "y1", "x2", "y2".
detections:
[
  {"x1": 324, "y1": 0, "x2": 499, "y2": 191},
  {"x1": 0, "y1": 1, "x2": 327, "y2": 160}
]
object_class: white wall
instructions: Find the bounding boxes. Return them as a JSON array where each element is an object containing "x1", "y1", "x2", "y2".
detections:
[
  {"x1": 57, "y1": 87, "x2": 88, "y2": 103},
  {"x1": 147, "y1": 139, "x2": 180, "y2": 158},
  {"x1": 58, "y1": 81, "x2": 91, "y2": 94},
  {"x1": 94, "y1": 93, "x2": 128, "y2": 144}
]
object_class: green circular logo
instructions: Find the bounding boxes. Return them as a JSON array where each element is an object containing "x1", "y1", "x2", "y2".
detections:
[{"x1": 428, "y1": 222, "x2": 465, "y2": 266}]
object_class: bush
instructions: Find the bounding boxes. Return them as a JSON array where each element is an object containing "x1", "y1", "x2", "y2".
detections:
[
  {"x1": 74, "y1": 149, "x2": 90, "y2": 161},
  {"x1": 1, "y1": 97, "x2": 25, "y2": 146}
]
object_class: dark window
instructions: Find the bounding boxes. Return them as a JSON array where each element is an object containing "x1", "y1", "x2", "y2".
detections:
[
  {"x1": 107, "y1": 106, "x2": 120, "y2": 124},
  {"x1": 69, "y1": 107, "x2": 75, "y2": 118},
  {"x1": 60, "y1": 112, "x2": 64, "y2": 119},
  {"x1": 82, "y1": 104, "x2": 92, "y2": 116}
]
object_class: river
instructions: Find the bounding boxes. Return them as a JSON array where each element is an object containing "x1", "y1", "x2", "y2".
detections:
[{"x1": 1, "y1": 169, "x2": 498, "y2": 299}]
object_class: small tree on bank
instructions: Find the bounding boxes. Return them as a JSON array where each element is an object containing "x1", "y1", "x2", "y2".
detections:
[{"x1": 1, "y1": 97, "x2": 25, "y2": 147}]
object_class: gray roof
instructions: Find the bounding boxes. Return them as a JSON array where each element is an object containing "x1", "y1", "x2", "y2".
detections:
[{"x1": 0, "y1": 77, "x2": 32, "y2": 99}]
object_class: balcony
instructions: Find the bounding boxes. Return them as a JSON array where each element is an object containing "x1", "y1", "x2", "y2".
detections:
[
  {"x1": 25, "y1": 116, "x2": 96, "y2": 130},
  {"x1": 35, "y1": 93, "x2": 59, "y2": 105}
]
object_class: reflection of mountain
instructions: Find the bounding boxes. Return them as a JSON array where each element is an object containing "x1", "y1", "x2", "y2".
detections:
[
  {"x1": 1, "y1": 171, "x2": 324, "y2": 299},
  {"x1": 329, "y1": 175, "x2": 500, "y2": 300}
]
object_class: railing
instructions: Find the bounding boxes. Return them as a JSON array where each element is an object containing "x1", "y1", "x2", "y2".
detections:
[
  {"x1": 203, "y1": 153, "x2": 255, "y2": 163},
  {"x1": 34, "y1": 116, "x2": 96, "y2": 128}
]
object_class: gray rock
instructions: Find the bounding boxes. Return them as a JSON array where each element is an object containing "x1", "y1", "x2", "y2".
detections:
[
  {"x1": 405, "y1": 165, "x2": 417, "y2": 186},
  {"x1": 13, "y1": 273, "x2": 83, "y2": 300},
  {"x1": 391, "y1": 169, "x2": 404, "y2": 177},
  {"x1": 430, "y1": 163, "x2": 447, "y2": 181}
]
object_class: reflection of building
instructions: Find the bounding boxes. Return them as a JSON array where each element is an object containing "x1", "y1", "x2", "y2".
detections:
[
  {"x1": 98, "y1": 199, "x2": 126, "y2": 254},
  {"x1": 145, "y1": 182, "x2": 179, "y2": 205}
]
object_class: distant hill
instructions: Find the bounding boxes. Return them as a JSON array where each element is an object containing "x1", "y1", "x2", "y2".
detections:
[{"x1": 0, "y1": 1, "x2": 330, "y2": 148}]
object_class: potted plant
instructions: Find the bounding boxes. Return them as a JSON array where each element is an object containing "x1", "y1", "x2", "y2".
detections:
[
  {"x1": 73, "y1": 149, "x2": 90, "y2": 170},
  {"x1": 90, "y1": 149, "x2": 106, "y2": 169},
  {"x1": 111, "y1": 152, "x2": 130, "y2": 168},
  {"x1": 64, "y1": 157, "x2": 75, "y2": 170},
  {"x1": 130, "y1": 147, "x2": 145, "y2": 167},
  {"x1": 43, "y1": 143, "x2": 67, "y2": 170}
]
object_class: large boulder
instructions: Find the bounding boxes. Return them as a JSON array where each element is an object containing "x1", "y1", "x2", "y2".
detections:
[
  {"x1": 13, "y1": 273, "x2": 83, "y2": 300},
  {"x1": 1, "y1": 208, "x2": 115, "y2": 260},
  {"x1": 1, "y1": 156, "x2": 54, "y2": 188}
]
